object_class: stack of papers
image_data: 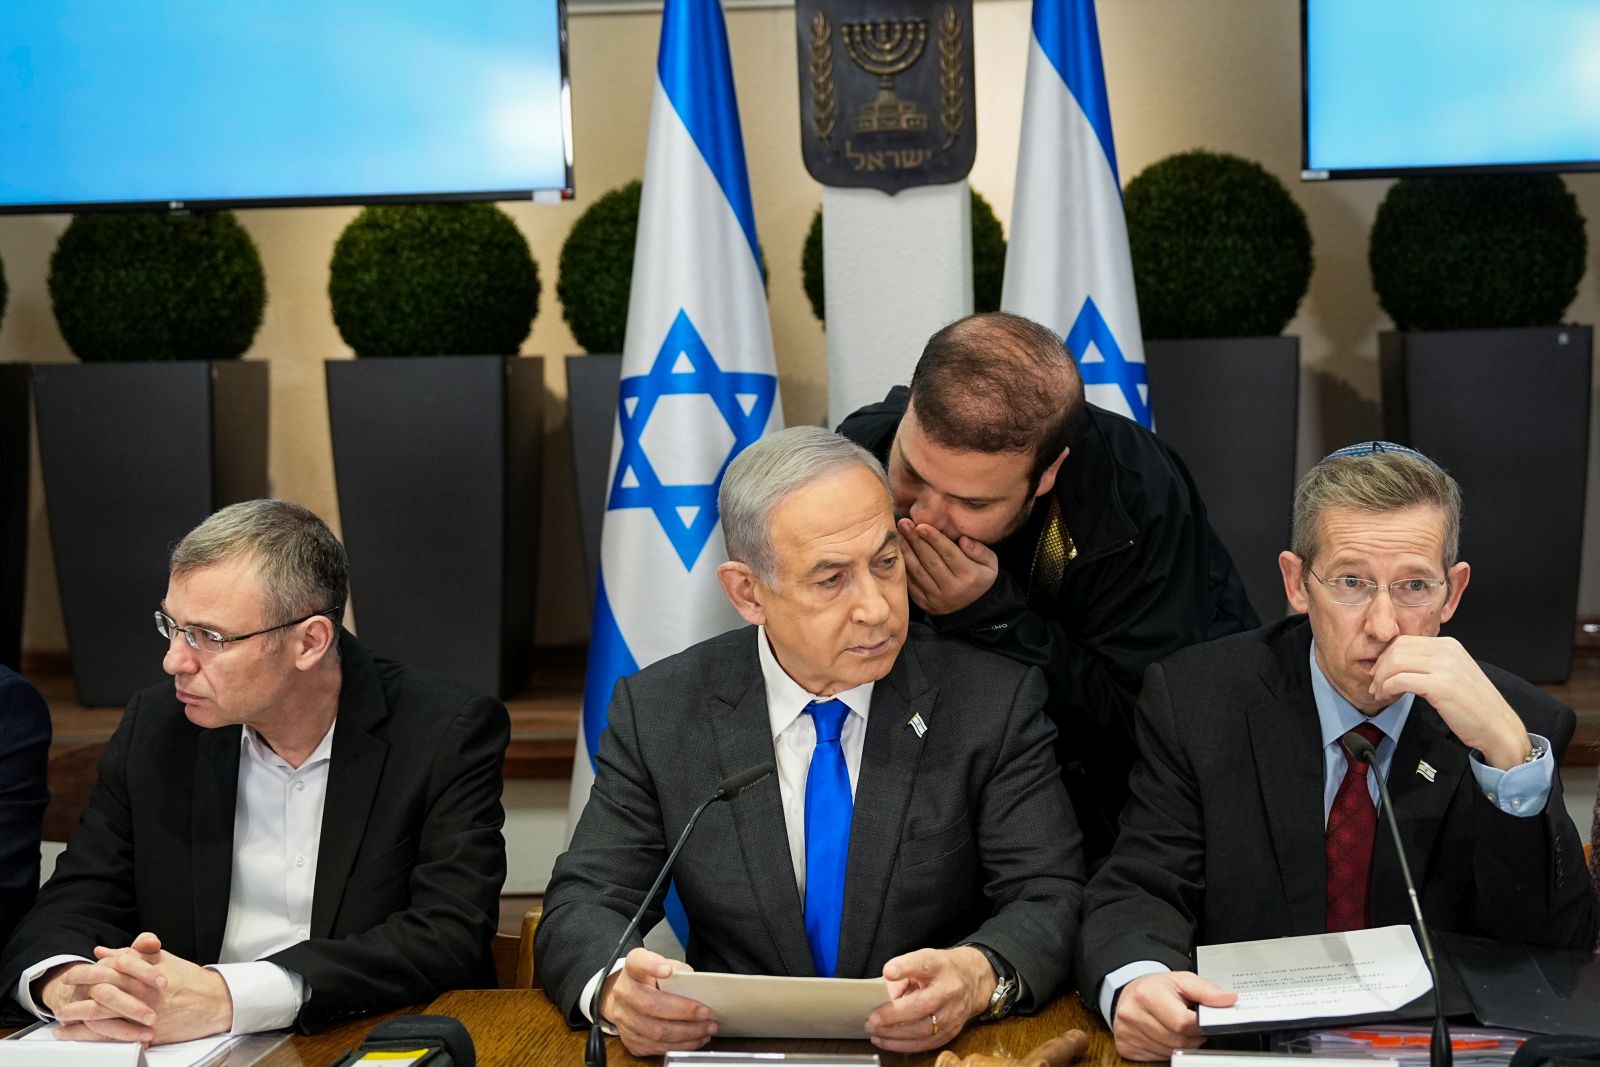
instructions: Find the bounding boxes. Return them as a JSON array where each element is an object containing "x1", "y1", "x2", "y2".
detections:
[{"x1": 1284, "y1": 1026, "x2": 1529, "y2": 1067}]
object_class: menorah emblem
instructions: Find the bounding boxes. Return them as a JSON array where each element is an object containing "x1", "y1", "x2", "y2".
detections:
[{"x1": 840, "y1": 19, "x2": 929, "y2": 133}]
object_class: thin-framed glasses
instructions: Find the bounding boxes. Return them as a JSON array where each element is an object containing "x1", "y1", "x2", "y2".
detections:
[
  {"x1": 154, "y1": 606, "x2": 341, "y2": 654},
  {"x1": 1306, "y1": 567, "x2": 1447, "y2": 609}
]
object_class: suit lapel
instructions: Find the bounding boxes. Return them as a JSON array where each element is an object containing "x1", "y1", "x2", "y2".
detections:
[
  {"x1": 836, "y1": 648, "x2": 929, "y2": 979},
  {"x1": 309, "y1": 635, "x2": 391, "y2": 938},
  {"x1": 1370, "y1": 701, "x2": 1463, "y2": 919},
  {"x1": 1245, "y1": 624, "x2": 1330, "y2": 936},
  {"x1": 191, "y1": 725, "x2": 242, "y2": 961},
  {"x1": 709, "y1": 632, "x2": 814, "y2": 976}
]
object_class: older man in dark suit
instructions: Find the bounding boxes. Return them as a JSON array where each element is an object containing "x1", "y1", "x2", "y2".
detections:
[
  {"x1": 1078, "y1": 442, "x2": 1598, "y2": 1062},
  {"x1": 0, "y1": 666, "x2": 50, "y2": 948},
  {"x1": 539, "y1": 426, "x2": 1085, "y2": 1057},
  {"x1": 1, "y1": 500, "x2": 508, "y2": 1043}
]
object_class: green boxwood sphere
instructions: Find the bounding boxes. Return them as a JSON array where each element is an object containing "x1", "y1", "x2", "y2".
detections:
[
  {"x1": 556, "y1": 180, "x2": 768, "y2": 354},
  {"x1": 558, "y1": 181, "x2": 641, "y2": 355},
  {"x1": 1124, "y1": 150, "x2": 1312, "y2": 340},
  {"x1": 49, "y1": 212, "x2": 266, "y2": 362},
  {"x1": 801, "y1": 188, "x2": 1006, "y2": 323},
  {"x1": 1369, "y1": 174, "x2": 1586, "y2": 331},
  {"x1": 329, "y1": 203, "x2": 539, "y2": 358}
]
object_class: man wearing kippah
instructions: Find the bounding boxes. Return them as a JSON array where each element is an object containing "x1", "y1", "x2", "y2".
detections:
[{"x1": 1077, "y1": 441, "x2": 1599, "y2": 1062}]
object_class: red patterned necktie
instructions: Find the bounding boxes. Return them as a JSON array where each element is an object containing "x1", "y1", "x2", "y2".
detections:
[{"x1": 1326, "y1": 722, "x2": 1386, "y2": 932}]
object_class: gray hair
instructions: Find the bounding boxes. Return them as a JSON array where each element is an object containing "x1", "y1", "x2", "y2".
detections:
[
  {"x1": 1291, "y1": 441, "x2": 1463, "y2": 569},
  {"x1": 171, "y1": 500, "x2": 349, "y2": 647},
  {"x1": 719, "y1": 426, "x2": 889, "y2": 584}
]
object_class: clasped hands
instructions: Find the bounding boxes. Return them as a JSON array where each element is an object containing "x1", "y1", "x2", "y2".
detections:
[
  {"x1": 38, "y1": 932, "x2": 233, "y2": 1046},
  {"x1": 598, "y1": 945, "x2": 997, "y2": 1057}
]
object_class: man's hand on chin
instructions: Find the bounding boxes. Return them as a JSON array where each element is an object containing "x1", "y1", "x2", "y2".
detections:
[
  {"x1": 48, "y1": 932, "x2": 235, "y2": 1046},
  {"x1": 897, "y1": 520, "x2": 999, "y2": 616}
]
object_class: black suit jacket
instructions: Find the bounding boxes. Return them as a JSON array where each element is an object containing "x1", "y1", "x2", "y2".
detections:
[
  {"x1": 0, "y1": 667, "x2": 50, "y2": 948},
  {"x1": 1078, "y1": 617, "x2": 1599, "y2": 1001},
  {"x1": 839, "y1": 389, "x2": 1258, "y2": 862},
  {"x1": 536, "y1": 625, "x2": 1086, "y2": 1024},
  {"x1": 0, "y1": 634, "x2": 509, "y2": 1032}
]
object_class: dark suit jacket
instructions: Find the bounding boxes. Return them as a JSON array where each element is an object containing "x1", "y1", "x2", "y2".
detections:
[
  {"x1": 1078, "y1": 617, "x2": 1599, "y2": 1000},
  {"x1": 0, "y1": 667, "x2": 50, "y2": 948},
  {"x1": 537, "y1": 625, "x2": 1085, "y2": 1023},
  {"x1": 0, "y1": 634, "x2": 509, "y2": 1032}
]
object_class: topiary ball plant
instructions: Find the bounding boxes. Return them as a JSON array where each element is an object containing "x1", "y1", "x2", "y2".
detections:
[
  {"x1": 801, "y1": 189, "x2": 1006, "y2": 323},
  {"x1": 557, "y1": 181, "x2": 641, "y2": 354},
  {"x1": 49, "y1": 212, "x2": 266, "y2": 362},
  {"x1": 1124, "y1": 150, "x2": 1312, "y2": 340},
  {"x1": 329, "y1": 203, "x2": 539, "y2": 358},
  {"x1": 1369, "y1": 174, "x2": 1586, "y2": 331}
]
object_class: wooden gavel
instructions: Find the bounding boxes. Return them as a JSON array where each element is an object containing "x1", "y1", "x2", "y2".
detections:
[{"x1": 933, "y1": 1029, "x2": 1090, "y2": 1067}]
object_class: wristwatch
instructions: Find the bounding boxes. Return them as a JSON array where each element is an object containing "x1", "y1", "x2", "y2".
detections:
[{"x1": 963, "y1": 942, "x2": 1018, "y2": 1021}]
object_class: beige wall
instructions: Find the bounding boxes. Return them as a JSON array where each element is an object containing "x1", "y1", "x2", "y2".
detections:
[{"x1": 4, "y1": 0, "x2": 1600, "y2": 656}]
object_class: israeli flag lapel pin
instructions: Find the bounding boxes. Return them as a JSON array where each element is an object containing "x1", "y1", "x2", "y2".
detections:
[
  {"x1": 1416, "y1": 760, "x2": 1437, "y2": 783},
  {"x1": 908, "y1": 712, "x2": 928, "y2": 738}
]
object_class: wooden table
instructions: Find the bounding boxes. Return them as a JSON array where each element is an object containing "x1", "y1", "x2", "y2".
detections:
[{"x1": 257, "y1": 989, "x2": 1132, "y2": 1067}]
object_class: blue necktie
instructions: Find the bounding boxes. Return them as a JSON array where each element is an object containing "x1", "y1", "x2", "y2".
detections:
[{"x1": 802, "y1": 698, "x2": 853, "y2": 977}]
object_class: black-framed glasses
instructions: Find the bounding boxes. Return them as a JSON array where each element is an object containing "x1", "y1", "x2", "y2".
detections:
[
  {"x1": 155, "y1": 606, "x2": 341, "y2": 654},
  {"x1": 1306, "y1": 567, "x2": 1447, "y2": 609}
]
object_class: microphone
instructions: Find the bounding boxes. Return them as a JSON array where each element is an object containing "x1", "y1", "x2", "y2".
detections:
[
  {"x1": 584, "y1": 761, "x2": 777, "y2": 1067},
  {"x1": 330, "y1": 1016, "x2": 474, "y2": 1067},
  {"x1": 1341, "y1": 731, "x2": 1451, "y2": 1067}
]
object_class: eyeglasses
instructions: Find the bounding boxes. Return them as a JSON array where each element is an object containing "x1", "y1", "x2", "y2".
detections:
[
  {"x1": 1306, "y1": 567, "x2": 1447, "y2": 609},
  {"x1": 155, "y1": 606, "x2": 341, "y2": 654}
]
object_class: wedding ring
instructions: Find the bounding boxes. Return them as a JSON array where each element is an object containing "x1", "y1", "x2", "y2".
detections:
[{"x1": 930, "y1": 1013, "x2": 939, "y2": 1035}]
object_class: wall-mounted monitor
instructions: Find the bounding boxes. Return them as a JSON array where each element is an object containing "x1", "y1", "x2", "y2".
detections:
[
  {"x1": 1302, "y1": 0, "x2": 1600, "y2": 180},
  {"x1": 1, "y1": 0, "x2": 574, "y2": 213}
]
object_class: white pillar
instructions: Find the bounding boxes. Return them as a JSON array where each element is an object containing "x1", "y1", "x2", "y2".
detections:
[{"x1": 823, "y1": 181, "x2": 973, "y2": 427}]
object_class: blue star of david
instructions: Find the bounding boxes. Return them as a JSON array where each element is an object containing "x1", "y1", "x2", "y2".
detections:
[
  {"x1": 1067, "y1": 297, "x2": 1150, "y2": 427},
  {"x1": 607, "y1": 309, "x2": 778, "y2": 570}
]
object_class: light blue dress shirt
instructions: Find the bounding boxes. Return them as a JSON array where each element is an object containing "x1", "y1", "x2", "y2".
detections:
[{"x1": 1096, "y1": 640, "x2": 1554, "y2": 1025}]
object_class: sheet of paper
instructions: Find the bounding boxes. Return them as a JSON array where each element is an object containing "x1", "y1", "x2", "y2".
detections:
[
  {"x1": 1196, "y1": 925, "x2": 1433, "y2": 1028},
  {"x1": 657, "y1": 970, "x2": 891, "y2": 1039},
  {"x1": 12, "y1": 1028, "x2": 236, "y2": 1067}
]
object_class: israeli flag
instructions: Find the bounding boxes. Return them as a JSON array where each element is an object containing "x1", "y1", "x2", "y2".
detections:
[
  {"x1": 565, "y1": 0, "x2": 782, "y2": 943},
  {"x1": 1001, "y1": 0, "x2": 1149, "y2": 427}
]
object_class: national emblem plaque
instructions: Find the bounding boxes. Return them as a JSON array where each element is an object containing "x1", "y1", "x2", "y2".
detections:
[{"x1": 795, "y1": 0, "x2": 976, "y2": 193}]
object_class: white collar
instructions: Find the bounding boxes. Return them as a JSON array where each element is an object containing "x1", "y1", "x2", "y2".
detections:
[{"x1": 756, "y1": 626, "x2": 874, "y2": 740}]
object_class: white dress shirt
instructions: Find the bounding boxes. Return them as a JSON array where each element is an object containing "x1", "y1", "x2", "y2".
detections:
[
  {"x1": 580, "y1": 627, "x2": 876, "y2": 1023},
  {"x1": 18, "y1": 722, "x2": 335, "y2": 1035}
]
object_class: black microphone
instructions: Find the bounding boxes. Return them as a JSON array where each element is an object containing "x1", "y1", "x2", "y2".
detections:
[
  {"x1": 331, "y1": 1016, "x2": 474, "y2": 1067},
  {"x1": 1341, "y1": 731, "x2": 1451, "y2": 1067},
  {"x1": 584, "y1": 761, "x2": 777, "y2": 1067}
]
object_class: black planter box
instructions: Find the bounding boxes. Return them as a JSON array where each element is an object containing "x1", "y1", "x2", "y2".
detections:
[
  {"x1": 565, "y1": 354, "x2": 623, "y2": 615},
  {"x1": 0, "y1": 365, "x2": 30, "y2": 670},
  {"x1": 1146, "y1": 336, "x2": 1300, "y2": 623},
  {"x1": 33, "y1": 361, "x2": 269, "y2": 705},
  {"x1": 1380, "y1": 326, "x2": 1591, "y2": 683},
  {"x1": 327, "y1": 356, "x2": 544, "y2": 699}
]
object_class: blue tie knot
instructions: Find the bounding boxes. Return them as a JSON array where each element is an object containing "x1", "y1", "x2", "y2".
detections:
[{"x1": 805, "y1": 699, "x2": 850, "y2": 744}]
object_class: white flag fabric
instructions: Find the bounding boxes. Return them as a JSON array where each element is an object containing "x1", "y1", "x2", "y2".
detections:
[
  {"x1": 1002, "y1": 0, "x2": 1149, "y2": 427},
  {"x1": 564, "y1": 0, "x2": 782, "y2": 941}
]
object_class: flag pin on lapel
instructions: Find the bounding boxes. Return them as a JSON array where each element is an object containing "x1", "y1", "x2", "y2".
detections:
[
  {"x1": 908, "y1": 713, "x2": 928, "y2": 738},
  {"x1": 1416, "y1": 760, "x2": 1437, "y2": 783}
]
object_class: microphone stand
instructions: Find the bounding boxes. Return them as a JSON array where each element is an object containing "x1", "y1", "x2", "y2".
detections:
[
  {"x1": 584, "y1": 762, "x2": 775, "y2": 1067},
  {"x1": 1346, "y1": 734, "x2": 1451, "y2": 1067}
]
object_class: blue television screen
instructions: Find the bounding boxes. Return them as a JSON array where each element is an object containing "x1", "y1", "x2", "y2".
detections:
[
  {"x1": 1, "y1": 0, "x2": 573, "y2": 212},
  {"x1": 1302, "y1": 0, "x2": 1600, "y2": 178}
]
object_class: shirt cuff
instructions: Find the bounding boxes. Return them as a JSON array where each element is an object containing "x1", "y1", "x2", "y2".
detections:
[
  {"x1": 1469, "y1": 733, "x2": 1554, "y2": 817},
  {"x1": 1098, "y1": 960, "x2": 1171, "y2": 1027},
  {"x1": 207, "y1": 962, "x2": 306, "y2": 1034},
  {"x1": 16, "y1": 955, "x2": 92, "y2": 1020},
  {"x1": 578, "y1": 958, "x2": 629, "y2": 1033}
]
